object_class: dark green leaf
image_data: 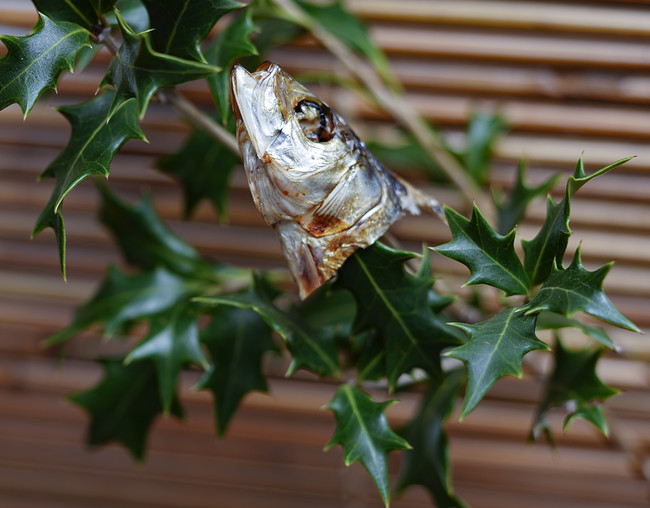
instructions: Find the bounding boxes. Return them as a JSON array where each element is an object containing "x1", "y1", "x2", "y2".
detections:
[
  {"x1": 32, "y1": 0, "x2": 116, "y2": 30},
  {"x1": 0, "y1": 14, "x2": 90, "y2": 115},
  {"x1": 452, "y1": 111, "x2": 507, "y2": 186},
  {"x1": 522, "y1": 156, "x2": 632, "y2": 285},
  {"x1": 101, "y1": 11, "x2": 219, "y2": 118},
  {"x1": 495, "y1": 159, "x2": 560, "y2": 235},
  {"x1": 531, "y1": 339, "x2": 619, "y2": 440},
  {"x1": 195, "y1": 273, "x2": 341, "y2": 378},
  {"x1": 397, "y1": 370, "x2": 468, "y2": 508},
  {"x1": 156, "y1": 124, "x2": 241, "y2": 217},
  {"x1": 338, "y1": 243, "x2": 460, "y2": 388},
  {"x1": 126, "y1": 305, "x2": 207, "y2": 412},
  {"x1": 107, "y1": 0, "x2": 151, "y2": 33},
  {"x1": 522, "y1": 245, "x2": 639, "y2": 332},
  {"x1": 536, "y1": 311, "x2": 615, "y2": 350},
  {"x1": 46, "y1": 266, "x2": 198, "y2": 345},
  {"x1": 205, "y1": 7, "x2": 258, "y2": 123},
  {"x1": 325, "y1": 385, "x2": 411, "y2": 507},
  {"x1": 70, "y1": 357, "x2": 183, "y2": 460},
  {"x1": 141, "y1": 0, "x2": 243, "y2": 62},
  {"x1": 434, "y1": 205, "x2": 530, "y2": 296},
  {"x1": 32, "y1": 91, "x2": 146, "y2": 278},
  {"x1": 448, "y1": 308, "x2": 549, "y2": 418},
  {"x1": 195, "y1": 306, "x2": 276, "y2": 435},
  {"x1": 296, "y1": 0, "x2": 397, "y2": 89},
  {"x1": 98, "y1": 184, "x2": 222, "y2": 280}
]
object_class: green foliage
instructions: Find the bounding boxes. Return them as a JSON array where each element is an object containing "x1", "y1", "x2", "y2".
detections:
[
  {"x1": 196, "y1": 274, "x2": 341, "y2": 378},
  {"x1": 141, "y1": 0, "x2": 243, "y2": 62},
  {"x1": 101, "y1": 11, "x2": 219, "y2": 119},
  {"x1": 0, "y1": 14, "x2": 90, "y2": 116},
  {"x1": 337, "y1": 244, "x2": 461, "y2": 389},
  {"x1": 449, "y1": 308, "x2": 549, "y2": 418},
  {"x1": 522, "y1": 156, "x2": 632, "y2": 285},
  {"x1": 32, "y1": 92, "x2": 146, "y2": 277},
  {"x1": 196, "y1": 306, "x2": 277, "y2": 435},
  {"x1": 435, "y1": 205, "x2": 530, "y2": 296},
  {"x1": 325, "y1": 385, "x2": 411, "y2": 507},
  {"x1": 70, "y1": 357, "x2": 184, "y2": 460},
  {"x1": 531, "y1": 339, "x2": 619, "y2": 440},
  {"x1": 1, "y1": 2, "x2": 640, "y2": 506},
  {"x1": 397, "y1": 370, "x2": 468, "y2": 507},
  {"x1": 205, "y1": 8, "x2": 259, "y2": 123}
]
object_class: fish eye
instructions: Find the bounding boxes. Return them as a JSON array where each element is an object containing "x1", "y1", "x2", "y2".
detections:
[{"x1": 294, "y1": 100, "x2": 335, "y2": 142}]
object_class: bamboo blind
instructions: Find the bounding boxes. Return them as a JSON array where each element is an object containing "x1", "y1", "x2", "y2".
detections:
[{"x1": 1, "y1": 1, "x2": 649, "y2": 507}]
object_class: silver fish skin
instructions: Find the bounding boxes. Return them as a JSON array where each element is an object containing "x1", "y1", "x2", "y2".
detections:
[{"x1": 231, "y1": 61, "x2": 442, "y2": 299}]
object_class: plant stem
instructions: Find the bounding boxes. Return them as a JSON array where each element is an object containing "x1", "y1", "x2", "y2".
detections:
[{"x1": 273, "y1": 0, "x2": 493, "y2": 217}]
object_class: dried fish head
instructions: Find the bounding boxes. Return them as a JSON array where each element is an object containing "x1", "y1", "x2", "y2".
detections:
[{"x1": 231, "y1": 62, "x2": 442, "y2": 298}]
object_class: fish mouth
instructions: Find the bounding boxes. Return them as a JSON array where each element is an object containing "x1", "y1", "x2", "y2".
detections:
[{"x1": 231, "y1": 62, "x2": 291, "y2": 159}]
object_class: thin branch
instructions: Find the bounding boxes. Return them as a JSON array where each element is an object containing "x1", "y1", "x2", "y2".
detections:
[
  {"x1": 273, "y1": 0, "x2": 494, "y2": 218},
  {"x1": 157, "y1": 89, "x2": 240, "y2": 156}
]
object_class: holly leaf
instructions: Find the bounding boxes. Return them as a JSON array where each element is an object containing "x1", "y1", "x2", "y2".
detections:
[
  {"x1": 31, "y1": 0, "x2": 116, "y2": 30},
  {"x1": 448, "y1": 308, "x2": 549, "y2": 418},
  {"x1": 324, "y1": 385, "x2": 411, "y2": 507},
  {"x1": 205, "y1": 7, "x2": 259, "y2": 124},
  {"x1": 337, "y1": 243, "x2": 461, "y2": 389},
  {"x1": 126, "y1": 305, "x2": 207, "y2": 412},
  {"x1": 70, "y1": 357, "x2": 183, "y2": 461},
  {"x1": 98, "y1": 184, "x2": 224, "y2": 280},
  {"x1": 449, "y1": 111, "x2": 507, "y2": 187},
  {"x1": 195, "y1": 306, "x2": 276, "y2": 435},
  {"x1": 522, "y1": 156, "x2": 632, "y2": 285},
  {"x1": 156, "y1": 123, "x2": 241, "y2": 217},
  {"x1": 397, "y1": 370, "x2": 468, "y2": 508},
  {"x1": 101, "y1": 11, "x2": 219, "y2": 119},
  {"x1": 0, "y1": 14, "x2": 90, "y2": 116},
  {"x1": 32, "y1": 91, "x2": 146, "y2": 278},
  {"x1": 195, "y1": 273, "x2": 340, "y2": 378},
  {"x1": 46, "y1": 266, "x2": 197, "y2": 345},
  {"x1": 495, "y1": 159, "x2": 560, "y2": 235},
  {"x1": 434, "y1": 205, "x2": 530, "y2": 296},
  {"x1": 522, "y1": 245, "x2": 639, "y2": 332},
  {"x1": 141, "y1": 0, "x2": 243, "y2": 62},
  {"x1": 536, "y1": 311, "x2": 615, "y2": 350},
  {"x1": 531, "y1": 339, "x2": 619, "y2": 441}
]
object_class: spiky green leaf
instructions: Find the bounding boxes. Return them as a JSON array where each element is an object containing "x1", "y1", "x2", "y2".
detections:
[
  {"x1": 337, "y1": 243, "x2": 461, "y2": 389},
  {"x1": 195, "y1": 306, "x2": 277, "y2": 435},
  {"x1": 449, "y1": 308, "x2": 549, "y2": 418},
  {"x1": 101, "y1": 11, "x2": 219, "y2": 118},
  {"x1": 141, "y1": 0, "x2": 243, "y2": 62},
  {"x1": 0, "y1": 14, "x2": 90, "y2": 116},
  {"x1": 522, "y1": 246, "x2": 639, "y2": 332},
  {"x1": 536, "y1": 311, "x2": 615, "y2": 350},
  {"x1": 495, "y1": 159, "x2": 560, "y2": 235},
  {"x1": 434, "y1": 205, "x2": 530, "y2": 296},
  {"x1": 195, "y1": 273, "x2": 340, "y2": 378},
  {"x1": 397, "y1": 370, "x2": 468, "y2": 508},
  {"x1": 70, "y1": 357, "x2": 183, "y2": 460},
  {"x1": 205, "y1": 7, "x2": 258, "y2": 123},
  {"x1": 522, "y1": 156, "x2": 632, "y2": 285},
  {"x1": 156, "y1": 123, "x2": 241, "y2": 217},
  {"x1": 531, "y1": 340, "x2": 619, "y2": 440},
  {"x1": 325, "y1": 385, "x2": 411, "y2": 507},
  {"x1": 32, "y1": 0, "x2": 116, "y2": 30},
  {"x1": 32, "y1": 92, "x2": 146, "y2": 277},
  {"x1": 46, "y1": 266, "x2": 198, "y2": 345},
  {"x1": 126, "y1": 305, "x2": 207, "y2": 412}
]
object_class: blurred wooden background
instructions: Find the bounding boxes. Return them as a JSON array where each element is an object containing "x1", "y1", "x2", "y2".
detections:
[{"x1": 1, "y1": 1, "x2": 649, "y2": 506}]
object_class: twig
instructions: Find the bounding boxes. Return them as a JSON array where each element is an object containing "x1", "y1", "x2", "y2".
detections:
[
  {"x1": 273, "y1": 0, "x2": 494, "y2": 218},
  {"x1": 157, "y1": 89, "x2": 240, "y2": 156}
]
